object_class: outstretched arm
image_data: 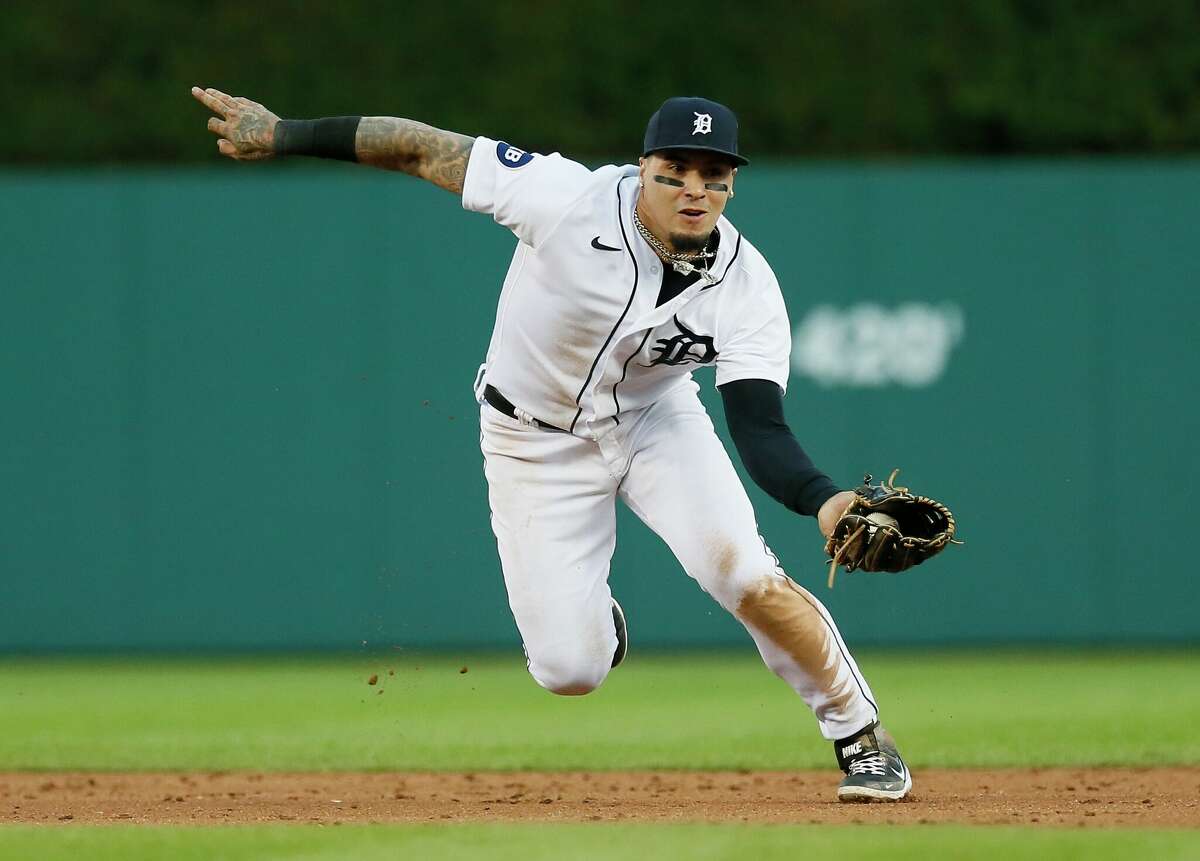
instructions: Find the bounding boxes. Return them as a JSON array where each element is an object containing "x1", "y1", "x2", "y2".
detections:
[
  {"x1": 719, "y1": 378, "x2": 855, "y2": 536},
  {"x1": 190, "y1": 86, "x2": 473, "y2": 195},
  {"x1": 353, "y1": 117, "x2": 473, "y2": 192}
]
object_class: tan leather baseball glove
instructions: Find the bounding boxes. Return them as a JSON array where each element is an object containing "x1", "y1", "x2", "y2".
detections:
[{"x1": 824, "y1": 470, "x2": 959, "y2": 587}]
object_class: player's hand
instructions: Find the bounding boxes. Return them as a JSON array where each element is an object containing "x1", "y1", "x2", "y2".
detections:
[
  {"x1": 817, "y1": 490, "x2": 858, "y2": 539},
  {"x1": 191, "y1": 86, "x2": 279, "y2": 161}
]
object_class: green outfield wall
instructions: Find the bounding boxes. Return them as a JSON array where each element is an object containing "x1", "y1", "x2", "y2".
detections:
[{"x1": 2, "y1": 161, "x2": 1197, "y2": 652}]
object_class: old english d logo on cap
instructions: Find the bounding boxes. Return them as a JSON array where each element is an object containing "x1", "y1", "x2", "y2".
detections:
[{"x1": 643, "y1": 97, "x2": 748, "y2": 166}]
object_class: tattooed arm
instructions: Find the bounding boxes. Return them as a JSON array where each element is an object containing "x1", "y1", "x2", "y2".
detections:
[
  {"x1": 190, "y1": 86, "x2": 473, "y2": 195},
  {"x1": 354, "y1": 117, "x2": 472, "y2": 194}
]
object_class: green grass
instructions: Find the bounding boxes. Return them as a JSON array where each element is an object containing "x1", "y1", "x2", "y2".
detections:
[
  {"x1": 1, "y1": 824, "x2": 1198, "y2": 861},
  {"x1": 0, "y1": 649, "x2": 1196, "y2": 770}
]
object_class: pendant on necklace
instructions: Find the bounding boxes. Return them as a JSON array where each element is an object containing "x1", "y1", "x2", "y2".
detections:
[{"x1": 671, "y1": 258, "x2": 717, "y2": 285}]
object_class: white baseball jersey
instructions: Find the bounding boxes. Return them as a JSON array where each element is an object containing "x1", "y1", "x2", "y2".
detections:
[
  {"x1": 466, "y1": 135, "x2": 881, "y2": 742},
  {"x1": 462, "y1": 137, "x2": 792, "y2": 436}
]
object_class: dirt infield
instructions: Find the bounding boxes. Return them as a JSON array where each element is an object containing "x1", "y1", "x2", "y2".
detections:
[{"x1": 4, "y1": 769, "x2": 1198, "y2": 828}]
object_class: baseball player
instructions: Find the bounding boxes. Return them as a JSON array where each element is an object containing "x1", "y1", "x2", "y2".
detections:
[{"x1": 192, "y1": 86, "x2": 911, "y2": 801}]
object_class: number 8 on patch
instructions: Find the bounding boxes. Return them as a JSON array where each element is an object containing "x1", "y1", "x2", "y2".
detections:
[{"x1": 495, "y1": 141, "x2": 534, "y2": 168}]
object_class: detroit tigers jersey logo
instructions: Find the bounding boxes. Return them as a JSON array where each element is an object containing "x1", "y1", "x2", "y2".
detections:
[
  {"x1": 495, "y1": 141, "x2": 534, "y2": 168},
  {"x1": 692, "y1": 113, "x2": 713, "y2": 135},
  {"x1": 642, "y1": 316, "x2": 718, "y2": 367}
]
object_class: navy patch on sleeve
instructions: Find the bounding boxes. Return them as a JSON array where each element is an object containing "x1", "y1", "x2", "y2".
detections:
[{"x1": 495, "y1": 141, "x2": 534, "y2": 168}]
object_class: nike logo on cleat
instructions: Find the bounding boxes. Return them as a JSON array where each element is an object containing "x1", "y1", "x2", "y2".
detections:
[
  {"x1": 591, "y1": 236, "x2": 621, "y2": 251},
  {"x1": 841, "y1": 742, "x2": 863, "y2": 757}
]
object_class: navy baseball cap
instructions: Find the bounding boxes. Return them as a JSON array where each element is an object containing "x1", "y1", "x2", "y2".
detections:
[{"x1": 642, "y1": 96, "x2": 748, "y2": 166}]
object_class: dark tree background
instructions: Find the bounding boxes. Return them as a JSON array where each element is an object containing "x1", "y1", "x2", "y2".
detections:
[{"x1": 6, "y1": 0, "x2": 1199, "y2": 164}]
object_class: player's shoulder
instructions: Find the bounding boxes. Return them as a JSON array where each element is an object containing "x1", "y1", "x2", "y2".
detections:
[
  {"x1": 543, "y1": 161, "x2": 636, "y2": 216},
  {"x1": 478, "y1": 137, "x2": 631, "y2": 183},
  {"x1": 477, "y1": 137, "x2": 580, "y2": 178},
  {"x1": 580, "y1": 162, "x2": 638, "y2": 195},
  {"x1": 716, "y1": 221, "x2": 779, "y2": 290},
  {"x1": 557, "y1": 161, "x2": 637, "y2": 200},
  {"x1": 550, "y1": 161, "x2": 638, "y2": 216},
  {"x1": 465, "y1": 137, "x2": 632, "y2": 224}
]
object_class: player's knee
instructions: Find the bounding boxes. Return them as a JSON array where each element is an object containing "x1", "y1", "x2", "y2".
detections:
[
  {"x1": 742, "y1": 571, "x2": 796, "y2": 604},
  {"x1": 543, "y1": 677, "x2": 602, "y2": 696},
  {"x1": 709, "y1": 567, "x2": 777, "y2": 614},
  {"x1": 687, "y1": 535, "x2": 778, "y2": 612},
  {"x1": 527, "y1": 656, "x2": 610, "y2": 696}
]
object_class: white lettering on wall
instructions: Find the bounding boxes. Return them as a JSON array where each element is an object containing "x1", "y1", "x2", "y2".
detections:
[{"x1": 791, "y1": 303, "x2": 965, "y2": 388}]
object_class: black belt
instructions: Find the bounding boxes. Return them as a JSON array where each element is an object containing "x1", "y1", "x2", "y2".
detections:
[{"x1": 483, "y1": 385, "x2": 568, "y2": 433}]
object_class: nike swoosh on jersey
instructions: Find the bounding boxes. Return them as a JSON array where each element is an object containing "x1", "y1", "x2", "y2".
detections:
[{"x1": 591, "y1": 236, "x2": 621, "y2": 252}]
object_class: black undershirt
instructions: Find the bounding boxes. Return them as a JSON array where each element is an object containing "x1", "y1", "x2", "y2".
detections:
[
  {"x1": 655, "y1": 228, "x2": 720, "y2": 306},
  {"x1": 719, "y1": 379, "x2": 841, "y2": 517}
]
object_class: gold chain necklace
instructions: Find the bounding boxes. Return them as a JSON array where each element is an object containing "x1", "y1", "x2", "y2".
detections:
[{"x1": 632, "y1": 210, "x2": 717, "y2": 285}]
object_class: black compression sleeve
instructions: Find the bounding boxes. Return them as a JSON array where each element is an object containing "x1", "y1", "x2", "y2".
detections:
[
  {"x1": 719, "y1": 378, "x2": 840, "y2": 517},
  {"x1": 273, "y1": 117, "x2": 362, "y2": 161}
]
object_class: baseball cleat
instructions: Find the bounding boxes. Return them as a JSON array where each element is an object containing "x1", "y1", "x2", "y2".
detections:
[
  {"x1": 610, "y1": 598, "x2": 628, "y2": 668},
  {"x1": 834, "y1": 722, "x2": 912, "y2": 802}
]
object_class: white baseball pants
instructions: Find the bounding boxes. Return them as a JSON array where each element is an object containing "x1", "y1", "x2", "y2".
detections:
[{"x1": 479, "y1": 383, "x2": 879, "y2": 740}]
